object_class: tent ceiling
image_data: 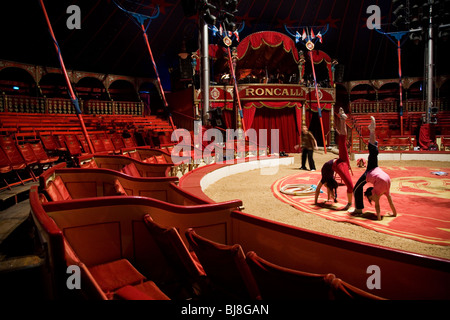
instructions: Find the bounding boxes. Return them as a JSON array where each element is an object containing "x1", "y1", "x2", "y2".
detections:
[{"x1": 0, "y1": 0, "x2": 449, "y2": 83}]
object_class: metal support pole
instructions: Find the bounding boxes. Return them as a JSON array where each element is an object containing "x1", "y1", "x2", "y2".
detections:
[
  {"x1": 426, "y1": 2, "x2": 434, "y2": 124},
  {"x1": 201, "y1": 18, "x2": 210, "y2": 125},
  {"x1": 397, "y1": 39, "x2": 404, "y2": 135}
]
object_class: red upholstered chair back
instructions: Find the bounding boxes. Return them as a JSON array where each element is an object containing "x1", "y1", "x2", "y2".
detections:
[
  {"x1": 144, "y1": 215, "x2": 205, "y2": 278},
  {"x1": 0, "y1": 146, "x2": 12, "y2": 173},
  {"x1": 45, "y1": 175, "x2": 72, "y2": 201},
  {"x1": 17, "y1": 143, "x2": 38, "y2": 164},
  {"x1": 112, "y1": 137, "x2": 125, "y2": 150},
  {"x1": 185, "y1": 228, "x2": 260, "y2": 300},
  {"x1": 330, "y1": 278, "x2": 386, "y2": 300},
  {"x1": 30, "y1": 142, "x2": 51, "y2": 161},
  {"x1": 2, "y1": 144, "x2": 26, "y2": 169},
  {"x1": 246, "y1": 251, "x2": 335, "y2": 300},
  {"x1": 92, "y1": 139, "x2": 106, "y2": 153},
  {"x1": 121, "y1": 162, "x2": 141, "y2": 177},
  {"x1": 123, "y1": 137, "x2": 136, "y2": 148},
  {"x1": 65, "y1": 140, "x2": 83, "y2": 156},
  {"x1": 40, "y1": 135, "x2": 59, "y2": 151},
  {"x1": 102, "y1": 139, "x2": 115, "y2": 153}
]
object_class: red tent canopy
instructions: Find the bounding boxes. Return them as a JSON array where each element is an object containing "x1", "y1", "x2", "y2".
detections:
[{"x1": 236, "y1": 31, "x2": 300, "y2": 76}]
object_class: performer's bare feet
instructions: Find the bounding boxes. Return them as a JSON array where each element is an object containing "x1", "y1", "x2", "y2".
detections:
[{"x1": 368, "y1": 116, "x2": 376, "y2": 132}]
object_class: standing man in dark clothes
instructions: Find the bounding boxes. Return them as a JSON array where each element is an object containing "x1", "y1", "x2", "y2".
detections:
[{"x1": 296, "y1": 125, "x2": 318, "y2": 171}]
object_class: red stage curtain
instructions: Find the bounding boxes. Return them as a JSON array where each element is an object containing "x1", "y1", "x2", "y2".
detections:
[
  {"x1": 419, "y1": 123, "x2": 431, "y2": 150},
  {"x1": 222, "y1": 109, "x2": 234, "y2": 129},
  {"x1": 250, "y1": 107, "x2": 300, "y2": 153},
  {"x1": 243, "y1": 106, "x2": 256, "y2": 130}
]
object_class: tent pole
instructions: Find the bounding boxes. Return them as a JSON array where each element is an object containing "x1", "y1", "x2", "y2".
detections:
[
  {"x1": 140, "y1": 24, "x2": 175, "y2": 130},
  {"x1": 39, "y1": 0, "x2": 94, "y2": 154},
  {"x1": 225, "y1": 46, "x2": 246, "y2": 133},
  {"x1": 308, "y1": 50, "x2": 327, "y2": 154}
]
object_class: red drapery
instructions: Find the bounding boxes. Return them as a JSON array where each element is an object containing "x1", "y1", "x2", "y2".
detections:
[
  {"x1": 237, "y1": 31, "x2": 299, "y2": 62},
  {"x1": 243, "y1": 102, "x2": 302, "y2": 153},
  {"x1": 251, "y1": 107, "x2": 300, "y2": 153}
]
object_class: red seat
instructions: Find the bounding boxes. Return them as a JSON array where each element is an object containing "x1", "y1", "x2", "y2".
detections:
[
  {"x1": 88, "y1": 259, "x2": 146, "y2": 293},
  {"x1": 0, "y1": 135, "x2": 15, "y2": 147},
  {"x1": 114, "y1": 281, "x2": 170, "y2": 300},
  {"x1": 123, "y1": 137, "x2": 136, "y2": 148},
  {"x1": 40, "y1": 135, "x2": 63, "y2": 151},
  {"x1": 16, "y1": 143, "x2": 38, "y2": 166},
  {"x1": 101, "y1": 138, "x2": 116, "y2": 153},
  {"x1": 29, "y1": 142, "x2": 59, "y2": 164},
  {"x1": 0, "y1": 146, "x2": 13, "y2": 190},
  {"x1": 45, "y1": 175, "x2": 72, "y2": 201},
  {"x1": 0, "y1": 147, "x2": 12, "y2": 174},
  {"x1": 112, "y1": 137, "x2": 125, "y2": 150},
  {"x1": 121, "y1": 162, "x2": 141, "y2": 177},
  {"x1": 65, "y1": 140, "x2": 84, "y2": 156},
  {"x1": 127, "y1": 150, "x2": 142, "y2": 161},
  {"x1": 92, "y1": 139, "x2": 107, "y2": 154},
  {"x1": 185, "y1": 228, "x2": 260, "y2": 300},
  {"x1": 143, "y1": 215, "x2": 206, "y2": 298},
  {"x1": 246, "y1": 251, "x2": 336, "y2": 300},
  {"x1": 1, "y1": 144, "x2": 36, "y2": 182}
]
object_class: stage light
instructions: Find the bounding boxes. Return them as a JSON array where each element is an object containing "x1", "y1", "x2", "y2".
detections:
[{"x1": 13, "y1": 86, "x2": 19, "y2": 90}]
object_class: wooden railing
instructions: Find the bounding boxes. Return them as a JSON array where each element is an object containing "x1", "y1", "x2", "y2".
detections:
[
  {"x1": 350, "y1": 100, "x2": 449, "y2": 114},
  {"x1": 0, "y1": 94, "x2": 143, "y2": 115}
]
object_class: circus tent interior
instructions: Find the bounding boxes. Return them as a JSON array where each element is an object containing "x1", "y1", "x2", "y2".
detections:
[{"x1": 0, "y1": 0, "x2": 450, "y2": 308}]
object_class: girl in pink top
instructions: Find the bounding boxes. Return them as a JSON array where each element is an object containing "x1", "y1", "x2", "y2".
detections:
[{"x1": 351, "y1": 117, "x2": 397, "y2": 220}]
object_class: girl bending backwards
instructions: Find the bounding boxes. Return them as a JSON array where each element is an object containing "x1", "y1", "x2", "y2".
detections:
[
  {"x1": 350, "y1": 116, "x2": 397, "y2": 221},
  {"x1": 314, "y1": 108, "x2": 354, "y2": 210}
]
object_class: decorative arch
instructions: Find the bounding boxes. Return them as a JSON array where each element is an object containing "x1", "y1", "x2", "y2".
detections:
[
  {"x1": 350, "y1": 83, "x2": 377, "y2": 102},
  {"x1": 39, "y1": 73, "x2": 69, "y2": 98},
  {"x1": 109, "y1": 79, "x2": 139, "y2": 102},
  {"x1": 0, "y1": 66, "x2": 38, "y2": 96},
  {"x1": 75, "y1": 76, "x2": 109, "y2": 101}
]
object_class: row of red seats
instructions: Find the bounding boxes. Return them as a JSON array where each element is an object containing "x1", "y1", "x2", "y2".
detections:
[
  {"x1": 0, "y1": 135, "x2": 60, "y2": 190},
  {"x1": 147, "y1": 216, "x2": 385, "y2": 300}
]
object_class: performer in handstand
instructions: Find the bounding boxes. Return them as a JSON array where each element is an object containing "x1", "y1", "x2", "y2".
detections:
[
  {"x1": 350, "y1": 116, "x2": 397, "y2": 221},
  {"x1": 314, "y1": 108, "x2": 353, "y2": 210}
]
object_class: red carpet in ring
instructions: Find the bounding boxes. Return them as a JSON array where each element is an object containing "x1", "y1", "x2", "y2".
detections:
[{"x1": 272, "y1": 166, "x2": 450, "y2": 246}]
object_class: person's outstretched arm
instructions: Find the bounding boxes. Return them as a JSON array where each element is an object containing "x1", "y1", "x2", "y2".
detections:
[
  {"x1": 386, "y1": 194, "x2": 397, "y2": 217},
  {"x1": 314, "y1": 181, "x2": 323, "y2": 204}
]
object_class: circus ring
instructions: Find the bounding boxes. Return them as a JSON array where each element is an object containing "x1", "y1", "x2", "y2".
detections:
[{"x1": 178, "y1": 153, "x2": 450, "y2": 299}]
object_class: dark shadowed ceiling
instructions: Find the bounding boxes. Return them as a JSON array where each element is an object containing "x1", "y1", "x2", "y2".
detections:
[{"x1": 1, "y1": 0, "x2": 449, "y2": 89}]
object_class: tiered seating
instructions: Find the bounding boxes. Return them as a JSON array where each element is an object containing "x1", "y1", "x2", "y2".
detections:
[
  {"x1": 78, "y1": 153, "x2": 173, "y2": 177},
  {"x1": 350, "y1": 113, "x2": 415, "y2": 150},
  {"x1": 0, "y1": 135, "x2": 39, "y2": 189},
  {"x1": 29, "y1": 184, "x2": 242, "y2": 299}
]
